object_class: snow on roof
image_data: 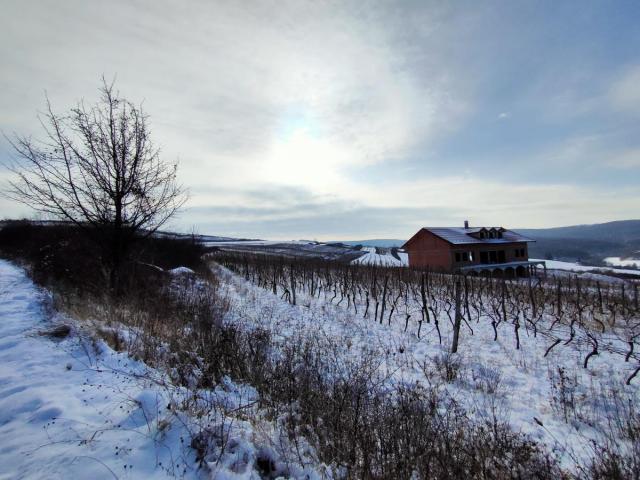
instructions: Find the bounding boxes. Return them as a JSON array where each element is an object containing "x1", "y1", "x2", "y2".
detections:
[{"x1": 406, "y1": 227, "x2": 534, "y2": 247}]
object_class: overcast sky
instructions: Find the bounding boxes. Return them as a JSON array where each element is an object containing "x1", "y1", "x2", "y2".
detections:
[{"x1": 1, "y1": 0, "x2": 639, "y2": 240}]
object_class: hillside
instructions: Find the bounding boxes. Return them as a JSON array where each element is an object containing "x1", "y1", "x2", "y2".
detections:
[
  {"x1": 517, "y1": 220, "x2": 640, "y2": 242},
  {"x1": 336, "y1": 239, "x2": 406, "y2": 248},
  {"x1": 519, "y1": 220, "x2": 640, "y2": 264}
]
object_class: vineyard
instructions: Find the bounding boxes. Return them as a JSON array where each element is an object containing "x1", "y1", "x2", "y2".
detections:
[
  {"x1": 215, "y1": 251, "x2": 640, "y2": 386},
  {"x1": 206, "y1": 250, "x2": 640, "y2": 475}
]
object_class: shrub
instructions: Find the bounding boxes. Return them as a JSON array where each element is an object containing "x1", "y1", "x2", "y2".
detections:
[
  {"x1": 472, "y1": 364, "x2": 502, "y2": 394},
  {"x1": 0, "y1": 220, "x2": 206, "y2": 294},
  {"x1": 548, "y1": 366, "x2": 577, "y2": 423},
  {"x1": 434, "y1": 351, "x2": 464, "y2": 382}
]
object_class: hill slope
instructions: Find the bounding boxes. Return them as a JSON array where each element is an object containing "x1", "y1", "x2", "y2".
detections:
[{"x1": 519, "y1": 220, "x2": 640, "y2": 263}]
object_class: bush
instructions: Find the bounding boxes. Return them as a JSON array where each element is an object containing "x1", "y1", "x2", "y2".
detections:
[
  {"x1": 256, "y1": 342, "x2": 562, "y2": 479},
  {"x1": 434, "y1": 351, "x2": 464, "y2": 382},
  {"x1": 0, "y1": 220, "x2": 206, "y2": 294},
  {"x1": 0, "y1": 220, "x2": 103, "y2": 291},
  {"x1": 585, "y1": 384, "x2": 640, "y2": 479}
]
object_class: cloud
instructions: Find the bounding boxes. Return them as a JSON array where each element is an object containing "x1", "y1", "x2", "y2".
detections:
[
  {"x1": 186, "y1": 203, "x2": 454, "y2": 240},
  {"x1": 606, "y1": 148, "x2": 640, "y2": 169},
  {"x1": 2, "y1": 1, "x2": 639, "y2": 238},
  {"x1": 180, "y1": 178, "x2": 640, "y2": 240},
  {"x1": 609, "y1": 65, "x2": 640, "y2": 114},
  {"x1": 0, "y1": 0, "x2": 468, "y2": 205}
]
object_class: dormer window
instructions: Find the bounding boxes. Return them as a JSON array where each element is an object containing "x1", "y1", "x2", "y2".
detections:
[{"x1": 471, "y1": 227, "x2": 503, "y2": 241}]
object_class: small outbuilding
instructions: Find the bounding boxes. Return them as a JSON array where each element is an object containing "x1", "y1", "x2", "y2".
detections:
[{"x1": 402, "y1": 221, "x2": 545, "y2": 277}]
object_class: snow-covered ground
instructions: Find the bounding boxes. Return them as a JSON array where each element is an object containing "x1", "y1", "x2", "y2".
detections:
[
  {"x1": 351, "y1": 246, "x2": 408, "y2": 266},
  {"x1": 604, "y1": 256, "x2": 640, "y2": 269},
  {"x1": 203, "y1": 240, "x2": 289, "y2": 247},
  {"x1": 0, "y1": 260, "x2": 205, "y2": 479},
  {"x1": 0, "y1": 260, "x2": 323, "y2": 479},
  {"x1": 217, "y1": 263, "x2": 639, "y2": 473},
  {"x1": 3, "y1": 254, "x2": 638, "y2": 477},
  {"x1": 202, "y1": 239, "x2": 316, "y2": 248},
  {"x1": 534, "y1": 258, "x2": 640, "y2": 277}
]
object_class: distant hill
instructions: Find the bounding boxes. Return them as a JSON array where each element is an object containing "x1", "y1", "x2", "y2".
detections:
[
  {"x1": 516, "y1": 220, "x2": 640, "y2": 243},
  {"x1": 514, "y1": 220, "x2": 640, "y2": 264},
  {"x1": 334, "y1": 239, "x2": 406, "y2": 248}
]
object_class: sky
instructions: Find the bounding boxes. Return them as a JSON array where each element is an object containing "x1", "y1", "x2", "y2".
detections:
[{"x1": 1, "y1": 0, "x2": 639, "y2": 240}]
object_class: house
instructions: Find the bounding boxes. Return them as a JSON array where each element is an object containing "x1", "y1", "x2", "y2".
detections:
[{"x1": 402, "y1": 221, "x2": 546, "y2": 276}]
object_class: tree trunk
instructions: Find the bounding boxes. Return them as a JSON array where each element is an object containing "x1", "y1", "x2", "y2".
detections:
[
  {"x1": 451, "y1": 277, "x2": 462, "y2": 353},
  {"x1": 379, "y1": 275, "x2": 388, "y2": 324},
  {"x1": 421, "y1": 273, "x2": 431, "y2": 323},
  {"x1": 290, "y1": 265, "x2": 296, "y2": 305}
]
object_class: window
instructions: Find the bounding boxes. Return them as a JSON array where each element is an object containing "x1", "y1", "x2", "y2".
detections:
[{"x1": 456, "y1": 252, "x2": 471, "y2": 263}]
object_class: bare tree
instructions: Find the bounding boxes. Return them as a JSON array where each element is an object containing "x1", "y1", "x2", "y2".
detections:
[{"x1": 4, "y1": 79, "x2": 187, "y2": 291}]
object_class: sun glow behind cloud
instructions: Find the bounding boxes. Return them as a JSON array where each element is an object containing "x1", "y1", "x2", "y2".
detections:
[{"x1": 265, "y1": 127, "x2": 349, "y2": 192}]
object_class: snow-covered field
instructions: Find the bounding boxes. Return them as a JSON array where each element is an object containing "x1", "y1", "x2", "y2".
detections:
[
  {"x1": 350, "y1": 246, "x2": 408, "y2": 267},
  {"x1": 217, "y1": 263, "x2": 639, "y2": 473},
  {"x1": 0, "y1": 260, "x2": 201, "y2": 478},
  {"x1": 535, "y1": 258, "x2": 640, "y2": 277},
  {"x1": 0, "y1": 260, "x2": 323, "y2": 479},
  {"x1": 604, "y1": 256, "x2": 640, "y2": 268},
  {"x1": 3, "y1": 253, "x2": 639, "y2": 478},
  {"x1": 205, "y1": 239, "x2": 363, "y2": 263}
]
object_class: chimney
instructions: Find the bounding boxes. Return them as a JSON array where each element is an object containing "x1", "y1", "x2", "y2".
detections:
[{"x1": 464, "y1": 220, "x2": 469, "y2": 229}]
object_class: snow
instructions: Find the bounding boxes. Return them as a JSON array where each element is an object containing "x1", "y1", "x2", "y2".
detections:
[
  {"x1": 0, "y1": 260, "x2": 325, "y2": 479},
  {"x1": 534, "y1": 258, "x2": 640, "y2": 277},
  {"x1": 0, "y1": 259, "x2": 202, "y2": 479},
  {"x1": 2, "y1": 251, "x2": 638, "y2": 477},
  {"x1": 169, "y1": 266, "x2": 195, "y2": 275},
  {"x1": 216, "y1": 263, "x2": 640, "y2": 473},
  {"x1": 202, "y1": 240, "x2": 314, "y2": 247},
  {"x1": 604, "y1": 256, "x2": 640, "y2": 268},
  {"x1": 351, "y1": 246, "x2": 408, "y2": 267}
]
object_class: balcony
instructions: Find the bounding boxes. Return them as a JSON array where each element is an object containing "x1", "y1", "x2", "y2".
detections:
[{"x1": 459, "y1": 260, "x2": 546, "y2": 277}]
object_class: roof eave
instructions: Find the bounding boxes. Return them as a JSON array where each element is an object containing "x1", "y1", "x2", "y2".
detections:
[{"x1": 401, "y1": 228, "x2": 427, "y2": 249}]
